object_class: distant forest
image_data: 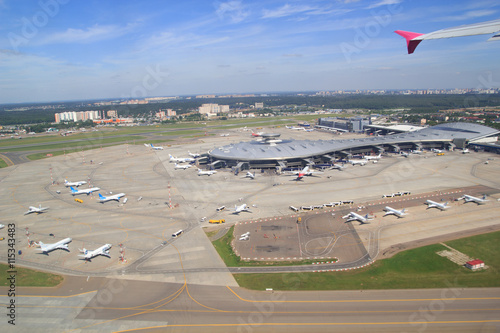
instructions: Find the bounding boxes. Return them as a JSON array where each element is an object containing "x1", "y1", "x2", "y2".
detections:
[{"x1": 1, "y1": 94, "x2": 499, "y2": 126}]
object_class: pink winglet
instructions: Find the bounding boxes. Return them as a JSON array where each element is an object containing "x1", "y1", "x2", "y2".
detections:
[{"x1": 394, "y1": 30, "x2": 424, "y2": 54}]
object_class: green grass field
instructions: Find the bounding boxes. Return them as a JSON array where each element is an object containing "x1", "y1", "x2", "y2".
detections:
[
  {"x1": 232, "y1": 231, "x2": 500, "y2": 291},
  {"x1": 1, "y1": 263, "x2": 63, "y2": 287},
  {"x1": 0, "y1": 157, "x2": 8, "y2": 168}
]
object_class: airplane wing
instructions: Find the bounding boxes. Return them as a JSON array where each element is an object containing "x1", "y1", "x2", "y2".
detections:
[{"x1": 395, "y1": 19, "x2": 500, "y2": 54}]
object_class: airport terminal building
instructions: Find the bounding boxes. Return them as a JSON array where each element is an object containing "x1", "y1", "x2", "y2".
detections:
[{"x1": 207, "y1": 122, "x2": 499, "y2": 170}]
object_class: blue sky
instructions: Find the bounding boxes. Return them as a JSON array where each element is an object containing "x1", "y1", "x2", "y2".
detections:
[{"x1": 0, "y1": 0, "x2": 499, "y2": 103}]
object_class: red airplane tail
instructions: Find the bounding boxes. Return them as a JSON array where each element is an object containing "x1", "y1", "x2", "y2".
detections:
[{"x1": 394, "y1": 30, "x2": 424, "y2": 54}]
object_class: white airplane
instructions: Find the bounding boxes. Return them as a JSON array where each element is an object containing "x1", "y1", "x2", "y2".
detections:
[
  {"x1": 383, "y1": 206, "x2": 407, "y2": 218},
  {"x1": 400, "y1": 151, "x2": 409, "y2": 158},
  {"x1": 79, "y1": 244, "x2": 112, "y2": 261},
  {"x1": 70, "y1": 186, "x2": 100, "y2": 196},
  {"x1": 431, "y1": 148, "x2": 444, "y2": 153},
  {"x1": 342, "y1": 212, "x2": 372, "y2": 224},
  {"x1": 150, "y1": 144, "x2": 164, "y2": 150},
  {"x1": 24, "y1": 204, "x2": 49, "y2": 215},
  {"x1": 239, "y1": 235, "x2": 249, "y2": 241},
  {"x1": 242, "y1": 171, "x2": 255, "y2": 179},
  {"x1": 425, "y1": 200, "x2": 449, "y2": 210},
  {"x1": 395, "y1": 19, "x2": 500, "y2": 54},
  {"x1": 363, "y1": 153, "x2": 382, "y2": 161},
  {"x1": 459, "y1": 194, "x2": 488, "y2": 205},
  {"x1": 37, "y1": 237, "x2": 72, "y2": 254},
  {"x1": 232, "y1": 204, "x2": 252, "y2": 214},
  {"x1": 197, "y1": 168, "x2": 216, "y2": 176},
  {"x1": 175, "y1": 163, "x2": 192, "y2": 170},
  {"x1": 462, "y1": 148, "x2": 470, "y2": 154},
  {"x1": 188, "y1": 151, "x2": 200, "y2": 158},
  {"x1": 349, "y1": 159, "x2": 367, "y2": 166},
  {"x1": 98, "y1": 192, "x2": 126, "y2": 203},
  {"x1": 286, "y1": 126, "x2": 306, "y2": 131},
  {"x1": 64, "y1": 179, "x2": 87, "y2": 187},
  {"x1": 331, "y1": 163, "x2": 345, "y2": 171},
  {"x1": 220, "y1": 133, "x2": 230, "y2": 137},
  {"x1": 169, "y1": 154, "x2": 195, "y2": 163},
  {"x1": 287, "y1": 166, "x2": 322, "y2": 180},
  {"x1": 412, "y1": 150, "x2": 423, "y2": 154}
]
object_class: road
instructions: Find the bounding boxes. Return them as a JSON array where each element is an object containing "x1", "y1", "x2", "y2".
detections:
[{"x1": 1, "y1": 276, "x2": 499, "y2": 332}]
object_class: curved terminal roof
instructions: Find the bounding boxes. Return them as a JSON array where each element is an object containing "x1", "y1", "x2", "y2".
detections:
[{"x1": 209, "y1": 123, "x2": 499, "y2": 162}]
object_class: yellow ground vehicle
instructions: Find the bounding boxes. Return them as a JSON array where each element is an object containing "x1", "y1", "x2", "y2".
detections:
[
  {"x1": 437, "y1": 152, "x2": 445, "y2": 156},
  {"x1": 209, "y1": 219, "x2": 225, "y2": 224},
  {"x1": 74, "y1": 198, "x2": 83, "y2": 203}
]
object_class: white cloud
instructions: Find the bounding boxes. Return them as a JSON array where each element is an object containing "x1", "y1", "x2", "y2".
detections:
[
  {"x1": 437, "y1": 9, "x2": 498, "y2": 22},
  {"x1": 366, "y1": 0, "x2": 402, "y2": 10},
  {"x1": 262, "y1": 4, "x2": 318, "y2": 19},
  {"x1": 215, "y1": 0, "x2": 249, "y2": 23},
  {"x1": 37, "y1": 24, "x2": 135, "y2": 45}
]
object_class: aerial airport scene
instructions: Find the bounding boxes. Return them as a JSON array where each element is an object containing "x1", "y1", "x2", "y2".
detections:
[{"x1": 1, "y1": 1, "x2": 500, "y2": 332}]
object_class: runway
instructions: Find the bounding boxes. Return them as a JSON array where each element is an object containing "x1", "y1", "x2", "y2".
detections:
[{"x1": 2, "y1": 276, "x2": 499, "y2": 332}]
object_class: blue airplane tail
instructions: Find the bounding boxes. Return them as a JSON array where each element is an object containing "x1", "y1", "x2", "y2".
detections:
[
  {"x1": 98, "y1": 193, "x2": 105, "y2": 199},
  {"x1": 70, "y1": 186, "x2": 77, "y2": 193}
]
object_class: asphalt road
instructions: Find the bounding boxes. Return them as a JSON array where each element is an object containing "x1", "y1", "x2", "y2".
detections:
[{"x1": 2, "y1": 276, "x2": 499, "y2": 332}]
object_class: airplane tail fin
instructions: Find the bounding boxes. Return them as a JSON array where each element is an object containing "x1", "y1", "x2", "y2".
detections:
[
  {"x1": 394, "y1": 30, "x2": 424, "y2": 54},
  {"x1": 482, "y1": 194, "x2": 487, "y2": 200},
  {"x1": 70, "y1": 186, "x2": 77, "y2": 193},
  {"x1": 98, "y1": 193, "x2": 105, "y2": 199}
]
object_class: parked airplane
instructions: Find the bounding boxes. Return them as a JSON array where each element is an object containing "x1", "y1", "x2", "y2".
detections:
[
  {"x1": 412, "y1": 150, "x2": 423, "y2": 154},
  {"x1": 79, "y1": 244, "x2": 112, "y2": 261},
  {"x1": 459, "y1": 194, "x2": 488, "y2": 205},
  {"x1": 98, "y1": 192, "x2": 125, "y2": 203},
  {"x1": 175, "y1": 163, "x2": 192, "y2": 170},
  {"x1": 425, "y1": 200, "x2": 449, "y2": 210},
  {"x1": 197, "y1": 168, "x2": 216, "y2": 176},
  {"x1": 462, "y1": 148, "x2": 470, "y2": 154},
  {"x1": 242, "y1": 171, "x2": 256, "y2": 179},
  {"x1": 288, "y1": 166, "x2": 322, "y2": 180},
  {"x1": 169, "y1": 154, "x2": 195, "y2": 163},
  {"x1": 400, "y1": 151, "x2": 409, "y2": 158},
  {"x1": 37, "y1": 237, "x2": 72, "y2": 254},
  {"x1": 383, "y1": 206, "x2": 407, "y2": 218},
  {"x1": 150, "y1": 144, "x2": 164, "y2": 150},
  {"x1": 188, "y1": 151, "x2": 200, "y2": 158},
  {"x1": 395, "y1": 19, "x2": 500, "y2": 54},
  {"x1": 232, "y1": 204, "x2": 252, "y2": 214},
  {"x1": 251, "y1": 131, "x2": 263, "y2": 137},
  {"x1": 363, "y1": 153, "x2": 382, "y2": 161},
  {"x1": 431, "y1": 148, "x2": 444, "y2": 153},
  {"x1": 349, "y1": 159, "x2": 367, "y2": 166},
  {"x1": 331, "y1": 163, "x2": 345, "y2": 171},
  {"x1": 342, "y1": 212, "x2": 372, "y2": 224},
  {"x1": 286, "y1": 126, "x2": 306, "y2": 131},
  {"x1": 70, "y1": 186, "x2": 100, "y2": 196},
  {"x1": 64, "y1": 179, "x2": 87, "y2": 187},
  {"x1": 24, "y1": 204, "x2": 49, "y2": 215}
]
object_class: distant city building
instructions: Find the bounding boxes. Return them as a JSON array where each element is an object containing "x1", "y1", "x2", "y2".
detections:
[
  {"x1": 54, "y1": 110, "x2": 100, "y2": 123},
  {"x1": 198, "y1": 104, "x2": 229, "y2": 117},
  {"x1": 255, "y1": 102, "x2": 264, "y2": 109},
  {"x1": 196, "y1": 94, "x2": 216, "y2": 98},
  {"x1": 107, "y1": 110, "x2": 118, "y2": 118}
]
